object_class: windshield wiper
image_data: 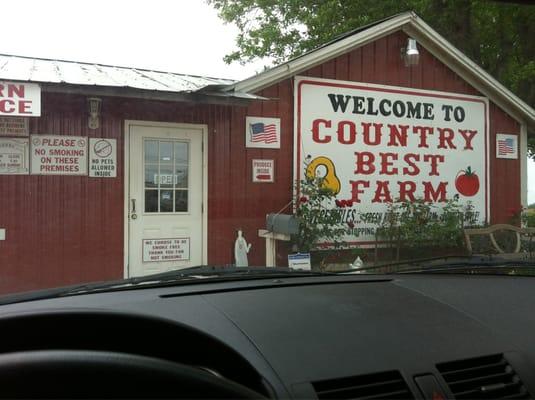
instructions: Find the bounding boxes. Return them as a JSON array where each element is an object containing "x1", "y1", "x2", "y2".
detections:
[
  {"x1": 0, "y1": 266, "x2": 335, "y2": 304},
  {"x1": 389, "y1": 256, "x2": 535, "y2": 274},
  {"x1": 333, "y1": 255, "x2": 535, "y2": 275}
]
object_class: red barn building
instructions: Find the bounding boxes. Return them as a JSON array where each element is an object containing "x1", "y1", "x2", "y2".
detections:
[{"x1": 0, "y1": 12, "x2": 534, "y2": 293}]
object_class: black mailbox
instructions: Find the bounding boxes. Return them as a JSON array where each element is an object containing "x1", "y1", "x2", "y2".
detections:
[{"x1": 266, "y1": 213, "x2": 299, "y2": 235}]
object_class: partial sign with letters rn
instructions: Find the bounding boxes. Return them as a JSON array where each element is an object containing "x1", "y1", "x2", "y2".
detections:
[
  {"x1": 0, "y1": 82, "x2": 41, "y2": 117},
  {"x1": 295, "y1": 76, "x2": 489, "y2": 243}
]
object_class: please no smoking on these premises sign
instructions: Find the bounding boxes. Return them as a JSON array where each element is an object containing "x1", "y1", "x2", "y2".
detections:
[{"x1": 30, "y1": 135, "x2": 87, "y2": 175}]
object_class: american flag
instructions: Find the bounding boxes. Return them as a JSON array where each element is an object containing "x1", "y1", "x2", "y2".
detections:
[
  {"x1": 497, "y1": 138, "x2": 515, "y2": 155},
  {"x1": 250, "y1": 123, "x2": 278, "y2": 144}
]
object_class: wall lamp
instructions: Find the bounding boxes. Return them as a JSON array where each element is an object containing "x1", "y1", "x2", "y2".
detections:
[
  {"x1": 402, "y1": 38, "x2": 420, "y2": 67},
  {"x1": 87, "y1": 97, "x2": 102, "y2": 129}
]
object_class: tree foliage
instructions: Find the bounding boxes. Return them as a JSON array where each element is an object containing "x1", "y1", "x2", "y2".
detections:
[{"x1": 208, "y1": 0, "x2": 535, "y2": 157}]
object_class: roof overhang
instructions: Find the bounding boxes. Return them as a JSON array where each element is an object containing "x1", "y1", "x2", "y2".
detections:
[
  {"x1": 227, "y1": 12, "x2": 535, "y2": 131},
  {"x1": 40, "y1": 83, "x2": 257, "y2": 107}
]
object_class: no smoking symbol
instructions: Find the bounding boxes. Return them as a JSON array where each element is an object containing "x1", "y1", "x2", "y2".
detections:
[{"x1": 93, "y1": 139, "x2": 112, "y2": 158}]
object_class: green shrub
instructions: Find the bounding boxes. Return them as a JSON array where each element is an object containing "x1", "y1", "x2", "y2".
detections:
[
  {"x1": 292, "y1": 176, "x2": 347, "y2": 252},
  {"x1": 376, "y1": 197, "x2": 479, "y2": 249}
]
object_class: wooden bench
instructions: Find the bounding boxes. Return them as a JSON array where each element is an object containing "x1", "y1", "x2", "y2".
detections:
[{"x1": 463, "y1": 224, "x2": 535, "y2": 255}]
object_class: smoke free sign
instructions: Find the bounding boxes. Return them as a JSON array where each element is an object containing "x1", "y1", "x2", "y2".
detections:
[{"x1": 294, "y1": 76, "x2": 489, "y2": 243}]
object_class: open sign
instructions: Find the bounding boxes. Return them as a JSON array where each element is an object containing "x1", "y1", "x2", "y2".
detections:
[{"x1": 0, "y1": 82, "x2": 41, "y2": 117}]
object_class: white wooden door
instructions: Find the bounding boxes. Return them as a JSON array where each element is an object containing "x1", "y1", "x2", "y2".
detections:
[{"x1": 128, "y1": 123, "x2": 204, "y2": 277}]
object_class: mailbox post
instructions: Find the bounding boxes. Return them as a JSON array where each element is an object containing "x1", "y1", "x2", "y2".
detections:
[{"x1": 259, "y1": 214, "x2": 299, "y2": 267}]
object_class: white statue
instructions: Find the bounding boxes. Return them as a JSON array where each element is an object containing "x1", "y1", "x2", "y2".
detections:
[
  {"x1": 349, "y1": 256, "x2": 364, "y2": 272},
  {"x1": 234, "y1": 229, "x2": 251, "y2": 267}
]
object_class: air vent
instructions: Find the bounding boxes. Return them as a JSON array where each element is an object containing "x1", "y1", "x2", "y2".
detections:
[
  {"x1": 436, "y1": 354, "x2": 530, "y2": 399},
  {"x1": 312, "y1": 370, "x2": 413, "y2": 399}
]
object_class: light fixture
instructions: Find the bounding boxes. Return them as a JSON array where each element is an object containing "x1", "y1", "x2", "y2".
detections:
[
  {"x1": 87, "y1": 97, "x2": 102, "y2": 129},
  {"x1": 402, "y1": 38, "x2": 420, "y2": 67}
]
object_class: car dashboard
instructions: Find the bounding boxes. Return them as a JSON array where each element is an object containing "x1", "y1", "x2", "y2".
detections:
[{"x1": 0, "y1": 273, "x2": 534, "y2": 399}]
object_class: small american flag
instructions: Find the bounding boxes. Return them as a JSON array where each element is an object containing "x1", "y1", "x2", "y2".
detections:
[
  {"x1": 497, "y1": 138, "x2": 515, "y2": 155},
  {"x1": 250, "y1": 123, "x2": 278, "y2": 144}
]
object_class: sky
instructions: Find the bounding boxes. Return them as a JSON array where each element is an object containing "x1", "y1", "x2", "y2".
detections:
[{"x1": 1, "y1": 0, "x2": 534, "y2": 204}]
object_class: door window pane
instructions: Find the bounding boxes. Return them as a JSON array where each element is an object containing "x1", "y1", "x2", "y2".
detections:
[
  {"x1": 159, "y1": 166, "x2": 173, "y2": 188},
  {"x1": 144, "y1": 165, "x2": 158, "y2": 188},
  {"x1": 175, "y1": 190, "x2": 188, "y2": 212},
  {"x1": 160, "y1": 190, "x2": 173, "y2": 212},
  {"x1": 175, "y1": 142, "x2": 188, "y2": 164},
  {"x1": 174, "y1": 165, "x2": 188, "y2": 188},
  {"x1": 159, "y1": 141, "x2": 173, "y2": 164},
  {"x1": 145, "y1": 190, "x2": 158, "y2": 212},
  {"x1": 144, "y1": 140, "x2": 158, "y2": 163}
]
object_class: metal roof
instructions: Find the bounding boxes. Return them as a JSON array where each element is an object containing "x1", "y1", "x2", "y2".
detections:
[{"x1": 0, "y1": 54, "x2": 235, "y2": 92}]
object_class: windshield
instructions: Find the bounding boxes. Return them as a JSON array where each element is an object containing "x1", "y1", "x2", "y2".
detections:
[{"x1": 0, "y1": 0, "x2": 534, "y2": 297}]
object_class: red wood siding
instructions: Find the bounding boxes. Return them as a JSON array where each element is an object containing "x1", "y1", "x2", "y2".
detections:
[
  {"x1": 0, "y1": 94, "x2": 244, "y2": 293},
  {"x1": 0, "y1": 29, "x2": 522, "y2": 294}
]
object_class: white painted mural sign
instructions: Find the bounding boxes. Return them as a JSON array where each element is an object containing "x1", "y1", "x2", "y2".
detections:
[
  {"x1": 294, "y1": 76, "x2": 489, "y2": 244},
  {"x1": 89, "y1": 138, "x2": 117, "y2": 177},
  {"x1": 30, "y1": 135, "x2": 88, "y2": 175},
  {"x1": 0, "y1": 138, "x2": 29, "y2": 174}
]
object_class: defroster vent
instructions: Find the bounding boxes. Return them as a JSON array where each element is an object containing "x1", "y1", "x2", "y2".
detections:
[
  {"x1": 312, "y1": 370, "x2": 413, "y2": 399},
  {"x1": 436, "y1": 354, "x2": 530, "y2": 399}
]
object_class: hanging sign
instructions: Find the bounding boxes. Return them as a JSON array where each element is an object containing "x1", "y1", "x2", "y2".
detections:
[
  {"x1": 143, "y1": 238, "x2": 190, "y2": 262},
  {"x1": 495, "y1": 133, "x2": 518, "y2": 159},
  {"x1": 245, "y1": 116, "x2": 281, "y2": 149},
  {"x1": 0, "y1": 117, "x2": 29, "y2": 136},
  {"x1": 89, "y1": 138, "x2": 117, "y2": 177},
  {"x1": 295, "y1": 76, "x2": 489, "y2": 244},
  {"x1": 0, "y1": 138, "x2": 29, "y2": 174},
  {"x1": 252, "y1": 159, "x2": 274, "y2": 183},
  {"x1": 30, "y1": 135, "x2": 88, "y2": 175},
  {"x1": 0, "y1": 82, "x2": 41, "y2": 116}
]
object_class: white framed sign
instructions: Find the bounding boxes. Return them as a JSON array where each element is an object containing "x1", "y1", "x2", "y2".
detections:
[
  {"x1": 495, "y1": 133, "x2": 518, "y2": 159},
  {"x1": 245, "y1": 116, "x2": 281, "y2": 148},
  {"x1": 0, "y1": 117, "x2": 29, "y2": 136},
  {"x1": 142, "y1": 238, "x2": 190, "y2": 262},
  {"x1": 0, "y1": 81, "x2": 41, "y2": 116},
  {"x1": 30, "y1": 135, "x2": 88, "y2": 175},
  {"x1": 0, "y1": 138, "x2": 29, "y2": 174},
  {"x1": 288, "y1": 253, "x2": 311, "y2": 270},
  {"x1": 89, "y1": 138, "x2": 117, "y2": 177},
  {"x1": 295, "y1": 76, "x2": 489, "y2": 244},
  {"x1": 252, "y1": 159, "x2": 274, "y2": 183}
]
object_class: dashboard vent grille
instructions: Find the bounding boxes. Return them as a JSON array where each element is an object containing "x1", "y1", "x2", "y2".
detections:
[
  {"x1": 436, "y1": 354, "x2": 530, "y2": 399},
  {"x1": 312, "y1": 370, "x2": 413, "y2": 399}
]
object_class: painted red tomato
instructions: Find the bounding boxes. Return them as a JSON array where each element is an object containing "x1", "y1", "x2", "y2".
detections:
[{"x1": 455, "y1": 166, "x2": 480, "y2": 197}]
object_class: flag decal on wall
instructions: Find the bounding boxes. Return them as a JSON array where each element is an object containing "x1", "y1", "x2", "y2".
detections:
[
  {"x1": 245, "y1": 116, "x2": 281, "y2": 149},
  {"x1": 496, "y1": 133, "x2": 518, "y2": 159}
]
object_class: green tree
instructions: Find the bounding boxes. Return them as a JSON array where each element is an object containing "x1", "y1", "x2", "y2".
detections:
[{"x1": 209, "y1": 0, "x2": 535, "y2": 156}]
